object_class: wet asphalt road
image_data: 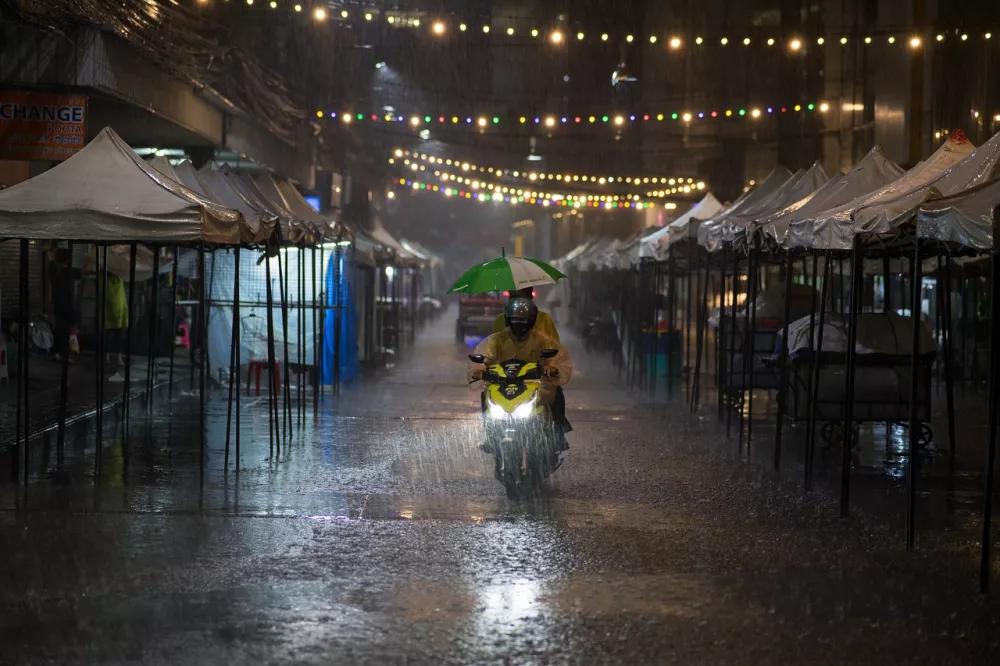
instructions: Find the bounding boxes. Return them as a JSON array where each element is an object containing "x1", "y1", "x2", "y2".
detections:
[{"x1": 2, "y1": 311, "x2": 1000, "y2": 665}]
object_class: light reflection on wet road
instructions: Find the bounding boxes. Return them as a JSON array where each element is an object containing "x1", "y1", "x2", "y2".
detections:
[{"x1": 1, "y1": 311, "x2": 999, "y2": 664}]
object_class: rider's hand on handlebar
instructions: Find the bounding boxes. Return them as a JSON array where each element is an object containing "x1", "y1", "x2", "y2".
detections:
[
  {"x1": 470, "y1": 369, "x2": 484, "y2": 381},
  {"x1": 544, "y1": 367, "x2": 560, "y2": 378}
]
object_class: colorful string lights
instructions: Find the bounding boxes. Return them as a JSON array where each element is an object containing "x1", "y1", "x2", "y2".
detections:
[
  {"x1": 393, "y1": 149, "x2": 707, "y2": 190},
  {"x1": 391, "y1": 177, "x2": 680, "y2": 209}
]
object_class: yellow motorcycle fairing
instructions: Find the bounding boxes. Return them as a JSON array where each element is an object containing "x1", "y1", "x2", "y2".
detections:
[{"x1": 483, "y1": 361, "x2": 546, "y2": 418}]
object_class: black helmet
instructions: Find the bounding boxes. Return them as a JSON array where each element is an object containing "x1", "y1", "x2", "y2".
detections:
[{"x1": 504, "y1": 297, "x2": 538, "y2": 340}]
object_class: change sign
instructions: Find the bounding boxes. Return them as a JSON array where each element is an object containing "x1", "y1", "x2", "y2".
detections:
[{"x1": 0, "y1": 92, "x2": 88, "y2": 161}]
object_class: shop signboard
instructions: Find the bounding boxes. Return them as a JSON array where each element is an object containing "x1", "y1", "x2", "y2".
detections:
[{"x1": 0, "y1": 91, "x2": 88, "y2": 161}]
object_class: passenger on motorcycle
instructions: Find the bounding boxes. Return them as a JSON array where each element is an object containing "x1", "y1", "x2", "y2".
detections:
[{"x1": 471, "y1": 298, "x2": 572, "y2": 454}]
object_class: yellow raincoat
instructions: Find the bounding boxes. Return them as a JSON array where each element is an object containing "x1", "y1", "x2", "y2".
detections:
[
  {"x1": 104, "y1": 275, "x2": 129, "y2": 330},
  {"x1": 469, "y1": 327, "x2": 572, "y2": 404},
  {"x1": 492, "y1": 309, "x2": 560, "y2": 341}
]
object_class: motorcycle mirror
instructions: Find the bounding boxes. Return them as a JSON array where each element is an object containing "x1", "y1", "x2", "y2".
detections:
[
  {"x1": 468, "y1": 354, "x2": 486, "y2": 364},
  {"x1": 540, "y1": 349, "x2": 558, "y2": 359}
]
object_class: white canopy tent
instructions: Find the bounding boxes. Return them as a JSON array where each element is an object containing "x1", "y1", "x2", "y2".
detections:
[
  {"x1": 764, "y1": 146, "x2": 905, "y2": 248},
  {"x1": 0, "y1": 127, "x2": 242, "y2": 244},
  {"x1": 722, "y1": 162, "x2": 830, "y2": 247},
  {"x1": 791, "y1": 132, "x2": 977, "y2": 250},
  {"x1": 917, "y1": 176, "x2": 1000, "y2": 252},
  {"x1": 662, "y1": 192, "x2": 725, "y2": 250},
  {"x1": 698, "y1": 166, "x2": 794, "y2": 251},
  {"x1": 195, "y1": 165, "x2": 278, "y2": 246}
]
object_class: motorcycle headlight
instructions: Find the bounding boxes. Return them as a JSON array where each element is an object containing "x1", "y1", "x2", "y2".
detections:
[
  {"x1": 487, "y1": 400, "x2": 508, "y2": 419},
  {"x1": 511, "y1": 395, "x2": 538, "y2": 419}
]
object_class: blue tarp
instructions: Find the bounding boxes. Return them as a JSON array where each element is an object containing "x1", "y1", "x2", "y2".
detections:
[{"x1": 322, "y1": 250, "x2": 360, "y2": 386}]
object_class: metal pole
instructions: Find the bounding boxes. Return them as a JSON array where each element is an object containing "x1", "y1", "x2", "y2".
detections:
[
  {"x1": 981, "y1": 208, "x2": 1000, "y2": 593},
  {"x1": 313, "y1": 248, "x2": 320, "y2": 415},
  {"x1": 691, "y1": 252, "x2": 710, "y2": 411},
  {"x1": 744, "y1": 242, "x2": 761, "y2": 453},
  {"x1": 806, "y1": 252, "x2": 832, "y2": 491},
  {"x1": 334, "y1": 242, "x2": 343, "y2": 395},
  {"x1": 122, "y1": 244, "x2": 137, "y2": 453},
  {"x1": 235, "y1": 248, "x2": 242, "y2": 472},
  {"x1": 198, "y1": 247, "x2": 207, "y2": 477},
  {"x1": 774, "y1": 250, "x2": 795, "y2": 471},
  {"x1": 96, "y1": 246, "x2": 108, "y2": 475},
  {"x1": 168, "y1": 247, "x2": 179, "y2": 407},
  {"x1": 57, "y1": 241, "x2": 74, "y2": 453},
  {"x1": 666, "y1": 249, "x2": 676, "y2": 401},
  {"x1": 15, "y1": 240, "x2": 28, "y2": 482},
  {"x1": 264, "y1": 251, "x2": 277, "y2": 457},
  {"x1": 841, "y1": 242, "x2": 863, "y2": 517},
  {"x1": 941, "y1": 259, "x2": 957, "y2": 454},
  {"x1": 319, "y1": 245, "x2": 326, "y2": 402},
  {"x1": 277, "y1": 252, "x2": 293, "y2": 439},
  {"x1": 717, "y1": 256, "x2": 727, "y2": 421},
  {"x1": 147, "y1": 248, "x2": 160, "y2": 413},
  {"x1": 726, "y1": 249, "x2": 740, "y2": 438},
  {"x1": 685, "y1": 261, "x2": 693, "y2": 390},
  {"x1": 225, "y1": 248, "x2": 240, "y2": 471},
  {"x1": 299, "y1": 247, "x2": 305, "y2": 426},
  {"x1": 906, "y1": 240, "x2": 924, "y2": 550}
]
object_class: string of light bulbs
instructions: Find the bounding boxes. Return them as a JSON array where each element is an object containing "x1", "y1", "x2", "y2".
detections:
[
  {"x1": 318, "y1": 102, "x2": 839, "y2": 128},
  {"x1": 390, "y1": 176, "x2": 680, "y2": 210},
  {"x1": 390, "y1": 159, "x2": 702, "y2": 201},
  {"x1": 392, "y1": 148, "x2": 707, "y2": 190},
  {"x1": 221, "y1": 4, "x2": 995, "y2": 50}
]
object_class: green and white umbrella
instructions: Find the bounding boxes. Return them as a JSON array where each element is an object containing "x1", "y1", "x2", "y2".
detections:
[{"x1": 448, "y1": 253, "x2": 567, "y2": 294}]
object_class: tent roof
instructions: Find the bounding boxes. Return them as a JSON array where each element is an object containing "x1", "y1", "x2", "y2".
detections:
[
  {"x1": 853, "y1": 130, "x2": 1000, "y2": 243},
  {"x1": 0, "y1": 127, "x2": 242, "y2": 244},
  {"x1": 722, "y1": 162, "x2": 830, "y2": 246},
  {"x1": 663, "y1": 193, "x2": 725, "y2": 249},
  {"x1": 917, "y1": 176, "x2": 1000, "y2": 252},
  {"x1": 798, "y1": 131, "x2": 977, "y2": 250},
  {"x1": 253, "y1": 173, "x2": 327, "y2": 243},
  {"x1": 195, "y1": 165, "x2": 278, "y2": 245},
  {"x1": 276, "y1": 179, "x2": 346, "y2": 240},
  {"x1": 776, "y1": 145, "x2": 905, "y2": 248},
  {"x1": 698, "y1": 166, "x2": 794, "y2": 250}
]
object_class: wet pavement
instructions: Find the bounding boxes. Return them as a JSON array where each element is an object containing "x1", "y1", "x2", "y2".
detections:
[{"x1": 1, "y1": 310, "x2": 999, "y2": 664}]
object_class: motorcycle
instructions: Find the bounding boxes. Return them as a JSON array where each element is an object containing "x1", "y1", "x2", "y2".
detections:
[{"x1": 469, "y1": 349, "x2": 563, "y2": 498}]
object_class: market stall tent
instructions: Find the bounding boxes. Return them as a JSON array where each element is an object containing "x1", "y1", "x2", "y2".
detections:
[
  {"x1": 0, "y1": 127, "x2": 242, "y2": 244},
  {"x1": 793, "y1": 131, "x2": 977, "y2": 250},
  {"x1": 662, "y1": 192, "x2": 725, "y2": 250},
  {"x1": 698, "y1": 166, "x2": 793, "y2": 251},
  {"x1": 766, "y1": 145, "x2": 905, "y2": 248}
]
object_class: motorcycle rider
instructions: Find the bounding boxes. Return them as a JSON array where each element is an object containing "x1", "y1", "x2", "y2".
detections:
[
  {"x1": 471, "y1": 297, "x2": 572, "y2": 458},
  {"x1": 491, "y1": 287, "x2": 569, "y2": 432}
]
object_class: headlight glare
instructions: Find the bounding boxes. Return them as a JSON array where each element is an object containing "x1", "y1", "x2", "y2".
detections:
[
  {"x1": 487, "y1": 401, "x2": 508, "y2": 419},
  {"x1": 512, "y1": 396, "x2": 538, "y2": 419}
]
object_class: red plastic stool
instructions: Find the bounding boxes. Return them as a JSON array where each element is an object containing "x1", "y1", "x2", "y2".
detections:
[{"x1": 247, "y1": 360, "x2": 281, "y2": 396}]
